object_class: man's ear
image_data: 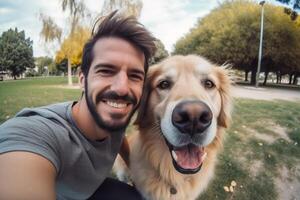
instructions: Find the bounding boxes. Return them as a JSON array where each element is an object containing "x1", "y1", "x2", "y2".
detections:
[{"x1": 79, "y1": 71, "x2": 85, "y2": 92}]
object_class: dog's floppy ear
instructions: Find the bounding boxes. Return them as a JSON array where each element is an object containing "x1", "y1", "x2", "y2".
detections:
[
  {"x1": 134, "y1": 65, "x2": 158, "y2": 128},
  {"x1": 215, "y1": 67, "x2": 232, "y2": 128}
]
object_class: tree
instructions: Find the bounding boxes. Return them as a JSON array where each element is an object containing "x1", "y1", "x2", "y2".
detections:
[
  {"x1": 55, "y1": 26, "x2": 90, "y2": 70},
  {"x1": 39, "y1": 14, "x2": 62, "y2": 43},
  {"x1": 0, "y1": 28, "x2": 34, "y2": 80},
  {"x1": 174, "y1": 0, "x2": 300, "y2": 85},
  {"x1": 35, "y1": 56, "x2": 54, "y2": 75},
  {"x1": 283, "y1": 7, "x2": 298, "y2": 20},
  {"x1": 40, "y1": 0, "x2": 143, "y2": 85},
  {"x1": 40, "y1": 0, "x2": 88, "y2": 85},
  {"x1": 56, "y1": 58, "x2": 68, "y2": 75}
]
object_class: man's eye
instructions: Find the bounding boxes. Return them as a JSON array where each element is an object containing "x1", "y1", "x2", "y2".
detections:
[
  {"x1": 129, "y1": 74, "x2": 144, "y2": 82},
  {"x1": 203, "y1": 79, "x2": 215, "y2": 89},
  {"x1": 157, "y1": 80, "x2": 171, "y2": 90}
]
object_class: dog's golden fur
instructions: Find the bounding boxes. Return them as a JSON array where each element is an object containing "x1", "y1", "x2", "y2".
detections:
[{"x1": 114, "y1": 55, "x2": 232, "y2": 200}]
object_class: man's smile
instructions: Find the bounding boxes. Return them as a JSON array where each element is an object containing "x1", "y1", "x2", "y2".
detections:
[
  {"x1": 102, "y1": 99, "x2": 130, "y2": 109},
  {"x1": 100, "y1": 99, "x2": 134, "y2": 118}
]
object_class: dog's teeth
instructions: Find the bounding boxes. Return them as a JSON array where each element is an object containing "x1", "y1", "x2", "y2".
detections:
[{"x1": 171, "y1": 150, "x2": 178, "y2": 161}]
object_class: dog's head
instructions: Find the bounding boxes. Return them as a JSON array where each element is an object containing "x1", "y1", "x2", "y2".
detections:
[{"x1": 135, "y1": 55, "x2": 232, "y2": 174}]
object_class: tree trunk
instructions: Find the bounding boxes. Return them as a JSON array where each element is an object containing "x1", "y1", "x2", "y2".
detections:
[
  {"x1": 279, "y1": 74, "x2": 282, "y2": 84},
  {"x1": 250, "y1": 68, "x2": 257, "y2": 85},
  {"x1": 263, "y1": 71, "x2": 269, "y2": 85},
  {"x1": 68, "y1": 57, "x2": 73, "y2": 86},
  {"x1": 293, "y1": 73, "x2": 299, "y2": 85},
  {"x1": 276, "y1": 72, "x2": 280, "y2": 84},
  {"x1": 77, "y1": 67, "x2": 81, "y2": 85},
  {"x1": 245, "y1": 71, "x2": 249, "y2": 82},
  {"x1": 13, "y1": 75, "x2": 16, "y2": 80},
  {"x1": 289, "y1": 73, "x2": 294, "y2": 84}
]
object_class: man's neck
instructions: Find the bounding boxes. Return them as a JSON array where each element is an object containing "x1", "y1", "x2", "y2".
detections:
[{"x1": 72, "y1": 98, "x2": 109, "y2": 141}]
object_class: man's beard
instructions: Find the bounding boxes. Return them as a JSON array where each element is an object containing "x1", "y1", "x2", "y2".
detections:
[{"x1": 84, "y1": 79, "x2": 139, "y2": 132}]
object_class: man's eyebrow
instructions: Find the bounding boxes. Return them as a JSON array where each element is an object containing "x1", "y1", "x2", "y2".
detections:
[
  {"x1": 92, "y1": 63, "x2": 145, "y2": 77},
  {"x1": 93, "y1": 63, "x2": 116, "y2": 70}
]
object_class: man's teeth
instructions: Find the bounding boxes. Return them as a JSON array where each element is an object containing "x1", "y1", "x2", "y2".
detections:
[
  {"x1": 171, "y1": 150, "x2": 178, "y2": 161},
  {"x1": 106, "y1": 101, "x2": 127, "y2": 108}
]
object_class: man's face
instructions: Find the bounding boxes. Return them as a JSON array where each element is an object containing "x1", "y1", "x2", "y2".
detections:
[{"x1": 83, "y1": 37, "x2": 145, "y2": 132}]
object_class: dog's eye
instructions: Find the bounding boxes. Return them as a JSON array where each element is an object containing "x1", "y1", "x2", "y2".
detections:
[
  {"x1": 157, "y1": 80, "x2": 171, "y2": 90},
  {"x1": 203, "y1": 80, "x2": 215, "y2": 89}
]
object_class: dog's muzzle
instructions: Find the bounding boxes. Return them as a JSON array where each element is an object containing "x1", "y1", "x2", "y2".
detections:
[
  {"x1": 171, "y1": 100, "x2": 212, "y2": 136},
  {"x1": 161, "y1": 100, "x2": 213, "y2": 174}
]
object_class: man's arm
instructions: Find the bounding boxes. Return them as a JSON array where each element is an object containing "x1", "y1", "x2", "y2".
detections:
[{"x1": 0, "y1": 151, "x2": 56, "y2": 200}]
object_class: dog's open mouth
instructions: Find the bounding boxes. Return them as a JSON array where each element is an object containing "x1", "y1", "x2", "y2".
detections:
[{"x1": 165, "y1": 139, "x2": 207, "y2": 174}]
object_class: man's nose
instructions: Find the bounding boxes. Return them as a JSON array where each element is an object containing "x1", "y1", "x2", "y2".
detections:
[{"x1": 111, "y1": 72, "x2": 130, "y2": 96}]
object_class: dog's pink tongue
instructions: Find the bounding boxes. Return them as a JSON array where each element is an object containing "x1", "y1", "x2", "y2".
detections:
[{"x1": 175, "y1": 146, "x2": 206, "y2": 169}]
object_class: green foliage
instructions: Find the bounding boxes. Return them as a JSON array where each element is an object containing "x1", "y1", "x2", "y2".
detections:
[
  {"x1": 25, "y1": 68, "x2": 39, "y2": 77},
  {"x1": 35, "y1": 56, "x2": 54, "y2": 75},
  {"x1": 55, "y1": 58, "x2": 68, "y2": 74},
  {"x1": 173, "y1": 0, "x2": 300, "y2": 84},
  {"x1": 283, "y1": 7, "x2": 298, "y2": 20},
  {"x1": 55, "y1": 26, "x2": 90, "y2": 67},
  {"x1": 0, "y1": 28, "x2": 35, "y2": 79}
]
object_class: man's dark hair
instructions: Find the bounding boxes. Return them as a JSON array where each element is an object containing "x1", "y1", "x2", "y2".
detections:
[{"x1": 81, "y1": 10, "x2": 157, "y2": 77}]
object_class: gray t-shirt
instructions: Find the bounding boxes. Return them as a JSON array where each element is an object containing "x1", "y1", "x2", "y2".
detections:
[{"x1": 0, "y1": 102, "x2": 124, "y2": 200}]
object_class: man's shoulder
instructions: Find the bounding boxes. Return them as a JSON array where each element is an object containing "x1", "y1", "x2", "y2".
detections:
[
  {"x1": 0, "y1": 101, "x2": 75, "y2": 139},
  {"x1": 16, "y1": 101, "x2": 73, "y2": 119},
  {"x1": 0, "y1": 102, "x2": 76, "y2": 173}
]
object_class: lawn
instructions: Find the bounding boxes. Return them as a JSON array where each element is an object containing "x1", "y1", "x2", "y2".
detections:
[
  {"x1": 0, "y1": 76, "x2": 80, "y2": 123},
  {"x1": 0, "y1": 77, "x2": 299, "y2": 199},
  {"x1": 199, "y1": 99, "x2": 300, "y2": 200}
]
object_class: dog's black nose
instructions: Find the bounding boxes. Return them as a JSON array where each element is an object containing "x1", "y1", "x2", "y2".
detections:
[{"x1": 172, "y1": 100, "x2": 212, "y2": 135}]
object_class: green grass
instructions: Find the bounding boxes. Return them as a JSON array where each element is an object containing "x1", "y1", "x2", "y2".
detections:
[
  {"x1": 199, "y1": 98, "x2": 300, "y2": 199},
  {"x1": 1, "y1": 77, "x2": 300, "y2": 199},
  {"x1": 0, "y1": 77, "x2": 80, "y2": 123}
]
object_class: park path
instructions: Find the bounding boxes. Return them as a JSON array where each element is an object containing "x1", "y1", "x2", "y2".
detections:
[{"x1": 233, "y1": 85, "x2": 300, "y2": 102}]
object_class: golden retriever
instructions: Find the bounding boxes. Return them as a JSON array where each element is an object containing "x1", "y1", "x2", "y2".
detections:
[{"x1": 114, "y1": 55, "x2": 232, "y2": 200}]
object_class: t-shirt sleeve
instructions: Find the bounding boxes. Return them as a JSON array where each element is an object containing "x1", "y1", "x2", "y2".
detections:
[{"x1": 0, "y1": 115, "x2": 61, "y2": 173}]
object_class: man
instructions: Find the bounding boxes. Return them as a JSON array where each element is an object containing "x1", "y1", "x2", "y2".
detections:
[{"x1": 0, "y1": 11, "x2": 156, "y2": 200}]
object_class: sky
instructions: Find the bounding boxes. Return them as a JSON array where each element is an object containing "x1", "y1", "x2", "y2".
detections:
[{"x1": 0, "y1": 0, "x2": 286, "y2": 58}]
